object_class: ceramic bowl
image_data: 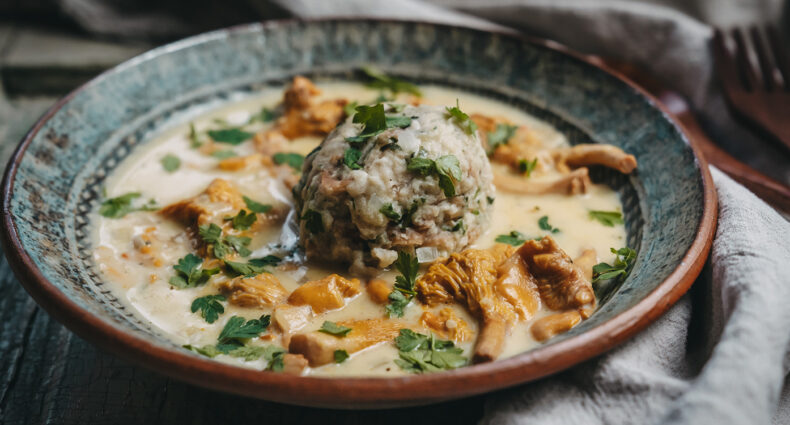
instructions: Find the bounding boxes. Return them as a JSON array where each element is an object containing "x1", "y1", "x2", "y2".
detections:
[{"x1": 0, "y1": 19, "x2": 716, "y2": 408}]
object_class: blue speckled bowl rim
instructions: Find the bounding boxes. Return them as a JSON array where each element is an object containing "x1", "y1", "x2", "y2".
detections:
[{"x1": 0, "y1": 18, "x2": 717, "y2": 408}]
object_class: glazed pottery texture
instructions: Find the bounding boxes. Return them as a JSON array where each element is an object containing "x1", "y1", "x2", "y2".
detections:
[{"x1": 1, "y1": 20, "x2": 715, "y2": 407}]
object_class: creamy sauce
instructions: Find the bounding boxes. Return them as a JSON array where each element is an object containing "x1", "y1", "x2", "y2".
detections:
[{"x1": 92, "y1": 82, "x2": 625, "y2": 376}]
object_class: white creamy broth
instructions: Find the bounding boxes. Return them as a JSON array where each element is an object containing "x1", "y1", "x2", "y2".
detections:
[{"x1": 93, "y1": 81, "x2": 626, "y2": 376}]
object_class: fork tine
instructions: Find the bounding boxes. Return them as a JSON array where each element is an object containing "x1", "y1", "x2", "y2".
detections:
[
  {"x1": 713, "y1": 29, "x2": 747, "y2": 93},
  {"x1": 732, "y1": 27, "x2": 763, "y2": 90},
  {"x1": 749, "y1": 26, "x2": 784, "y2": 90},
  {"x1": 766, "y1": 26, "x2": 790, "y2": 91}
]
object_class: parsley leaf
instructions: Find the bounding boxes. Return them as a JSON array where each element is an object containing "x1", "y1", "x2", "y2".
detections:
[
  {"x1": 386, "y1": 251, "x2": 419, "y2": 318},
  {"x1": 208, "y1": 128, "x2": 253, "y2": 145},
  {"x1": 273, "y1": 152, "x2": 304, "y2": 171},
  {"x1": 211, "y1": 150, "x2": 237, "y2": 160},
  {"x1": 334, "y1": 350, "x2": 349, "y2": 363},
  {"x1": 161, "y1": 154, "x2": 181, "y2": 172},
  {"x1": 588, "y1": 210, "x2": 624, "y2": 227},
  {"x1": 188, "y1": 123, "x2": 203, "y2": 148},
  {"x1": 538, "y1": 215, "x2": 560, "y2": 233},
  {"x1": 263, "y1": 345, "x2": 287, "y2": 371},
  {"x1": 169, "y1": 253, "x2": 220, "y2": 288},
  {"x1": 249, "y1": 255, "x2": 281, "y2": 267},
  {"x1": 319, "y1": 321, "x2": 352, "y2": 337},
  {"x1": 224, "y1": 209, "x2": 257, "y2": 230},
  {"x1": 487, "y1": 123, "x2": 517, "y2": 152},
  {"x1": 445, "y1": 100, "x2": 478, "y2": 135},
  {"x1": 352, "y1": 104, "x2": 387, "y2": 139},
  {"x1": 302, "y1": 209, "x2": 324, "y2": 233},
  {"x1": 592, "y1": 247, "x2": 637, "y2": 284},
  {"x1": 495, "y1": 230, "x2": 527, "y2": 246},
  {"x1": 361, "y1": 66, "x2": 422, "y2": 97},
  {"x1": 518, "y1": 158, "x2": 538, "y2": 177},
  {"x1": 393, "y1": 330, "x2": 466, "y2": 373},
  {"x1": 344, "y1": 148, "x2": 363, "y2": 170},
  {"x1": 224, "y1": 260, "x2": 268, "y2": 277},
  {"x1": 385, "y1": 115, "x2": 412, "y2": 129},
  {"x1": 99, "y1": 192, "x2": 145, "y2": 218},
  {"x1": 380, "y1": 203, "x2": 402, "y2": 222},
  {"x1": 198, "y1": 223, "x2": 251, "y2": 258},
  {"x1": 190, "y1": 294, "x2": 226, "y2": 323},
  {"x1": 243, "y1": 196, "x2": 272, "y2": 213},
  {"x1": 218, "y1": 315, "x2": 270, "y2": 346},
  {"x1": 435, "y1": 155, "x2": 462, "y2": 197},
  {"x1": 343, "y1": 101, "x2": 358, "y2": 117},
  {"x1": 406, "y1": 157, "x2": 436, "y2": 176},
  {"x1": 248, "y1": 107, "x2": 278, "y2": 124}
]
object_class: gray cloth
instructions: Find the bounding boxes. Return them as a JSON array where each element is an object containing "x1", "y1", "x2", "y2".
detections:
[
  {"x1": 44, "y1": 0, "x2": 790, "y2": 423},
  {"x1": 271, "y1": 1, "x2": 790, "y2": 424}
]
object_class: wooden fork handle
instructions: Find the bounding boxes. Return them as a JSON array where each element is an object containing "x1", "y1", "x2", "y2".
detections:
[{"x1": 677, "y1": 112, "x2": 790, "y2": 213}]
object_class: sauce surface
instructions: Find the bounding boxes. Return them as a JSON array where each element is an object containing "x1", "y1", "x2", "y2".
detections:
[{"x1": 93, "y1": 82, "x2": 626, "y2": 376}]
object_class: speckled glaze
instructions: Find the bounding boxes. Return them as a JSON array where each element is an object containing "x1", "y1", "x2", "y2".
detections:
[{"x1": 0, "y1": 19, "x2": 716, "y2": 408}]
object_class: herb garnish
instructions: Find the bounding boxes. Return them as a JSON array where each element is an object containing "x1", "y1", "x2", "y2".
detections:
[
  {"x1": 406, "y1": 154, "x2": 462, "y2": 197},
  {"x1": 99, "y1": 192, "x2": 158, "y2": 218},
  {"x1": 343, "y1": 148, "x2": 363, "y2": 170},
  {"x1": 361, "y1": 66, "x2": 422, "y2": 97},
  {"x1": 592, "y1": 247, "x2": 637, "y2": 284},
  {"x1": 445, "y1": 100, "x2": 478, "y2": 135},
  {"x1": 334, "y1": 350, "x2": 350, "y2": 363},
  {"x1": 188, "y1": 123, "x2": 203, "y2": 148},
  {"x1": 301, "y1": 209, "x2": 324, "y2": 234},
  {"x1": 190, "y1": 294, "x2": 226, "y2": 324},
  {"x1": 588, "y1": 210, "x2": 624, "y2": 227},
  {"x1": 225, "y1": 209, "x2": 257, "y2": 230},
  {"x1": 207, "y1": 128, "x2": 253, "y2": 145},
  {"x1": 487, "y1": 123, "x2": 517, "y2": 152},
  {"x1": 161, "y1": 154, "x2": 181, "y2": 172},
  {"x1": 380, "y1": 203, "x2": 402, "y2": 222},
  {"x1": 248, "y1": 107, "x2": 278, "y2": 124},
  {"x1": 242, "y1": 196, "x2": 272, "y2": 213},
  {"x1": 169, "y1": 253, "x2": 220, "y2": 288},
  {"x1": 211, "y1": 150, "x2": 237, "y2": 160},
  {"x1": 347, "y1": 103, "x2": 413, "y2": 144},
  {"x1": 217, "y1": 315, "x2": 271, "y2": 349},
  {"x1": 518, "y1": 158, "x2": 538, "y2": 177},
  {"x1": 343, "y1": 101, "x2": 359, "y2": 117},
  {"x1": 319, "y1": 321, "x2": 352, "y2": 337},
  {"x1": 224, "y1": 260, "x2": 268, "y2": 277},
  {"x1": 198, "y1": 223, "x2": 252, "y2": 258},
  {"x1": 495, "y1": 230, "x2": 527, "y2": 246},
  {"x1": 273, "y1": 152, "x2": 304, "y2": 171},
  {"x1": 393, "y1": 329, "x2": 466, "y2": 373},
  {"x1": 386, "y1": 252, "x2": 419, "y2": 318},
  {"x1": 538, "y1": 215, "x2": 560, "y2": 233}
]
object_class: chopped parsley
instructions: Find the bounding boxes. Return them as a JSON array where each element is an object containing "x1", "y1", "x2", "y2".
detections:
[
  {"x1": 217, "y1": 315, "x2": 271, "y2": 348},
  {"x1": 393, "y1": 329, "x2": 466, "y2": 373},
  {"x1": 380, "y1": 203, "x2": 402, "y2": 222},
  {"x1": 99, "y1": 192, "x2": 157, "y2": 218},
  {"x1": 495, "y1": 230, "x2": 527, "y2": 246},
  {"x1": 319, "y1": 321, "x2": 352, "y2": 337},
  {"x1": 361, "y1": 66, "x2": 422, "y2": 97},
  {"x1": 207, "y1": 128, "x2": 253, "y2": 145},
  {"x1": 334, "y1": 350, "x2": 350, "y2": 363},
  {"x1": 588, "y1": 210, "x2": 624, "y2": 227},
  {"x1": 198, "y1": 223, "x2": 252, "y2": 258},
  {"x1": 445, "y1": 100, "x2": 478, "y2": 135},
  {"x1": 249, "y1": 255, "x2": 281, "y2": 267},
  {"x1": 224, "y1": 260, "x2": 268, "y2": 277},
  {"x1": 190, "y1": 294, "x2": 226, "y2": 324},
  {"x1": 592, "y1": 247, "x2": 637, "y2": 284},
  {"x1": 248, "y1": 107, "x2": 278, "y2": 124},
  {"x1": 487, "y1": 123, "x2": 517, "y2": 152},
  {"x1": 242, "y1": 196, "x2": 272, "y2": 213},
  {"x1": 224, "y1": 209, "x2": 257, "y2": 230},
  {"x1": 444, "y1": 218, "x2": 466, "y2": 233},
  {"x1": 347, "y1": 103, "x2": 412, "y2": 144},
  {"x1": 211, "y1": 150, "x2": 237, "y2": 159},
  {"x1": 518, "y1": 158, "x2": 538, "y2": 177},
  {"x1": 161, "y1": 154, "x2": 181, "y2": 172},
  {"x1": 343, "y1": 101, "x2": 359, "y2": 117},
  {"x1": 538, "y1": 215, "x2": 560, "y2": 233},
  {"x1": 301, "y1": 209, "x2": 324, "y2": 234},
  {"x1": 263, "y1": 346, "x2": 287, "y2": 371},
  {"x1": 188, "y1": 123, "x2": 203, "y2": 148},
  {"x1": 385, "y1": 115, "x2": 412, "y2": 129},
  {"x1": 273, "y1": 152, "x2": 304, "y2": 171},
  {"x1": 386, "y1": 251, "x2": 419, "y2": 318},
  {"x1": 169, "y1": 253, "x2": 220, "y2": 289},
  {"x1": 343, "y1": 147, "x2": 363, "y2": 170},
  {"x1": 406, "y1": 154, "x2": 462, "y2": 197}
]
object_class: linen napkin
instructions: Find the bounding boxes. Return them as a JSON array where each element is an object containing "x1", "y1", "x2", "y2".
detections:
[{"x1": 267, "y1": 1, "x2": 790, "y2": 424}]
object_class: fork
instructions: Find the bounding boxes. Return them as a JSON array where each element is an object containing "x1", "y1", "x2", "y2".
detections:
[{"x1": 713, "y1": 26, "x2": 790, "y2": 153}]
